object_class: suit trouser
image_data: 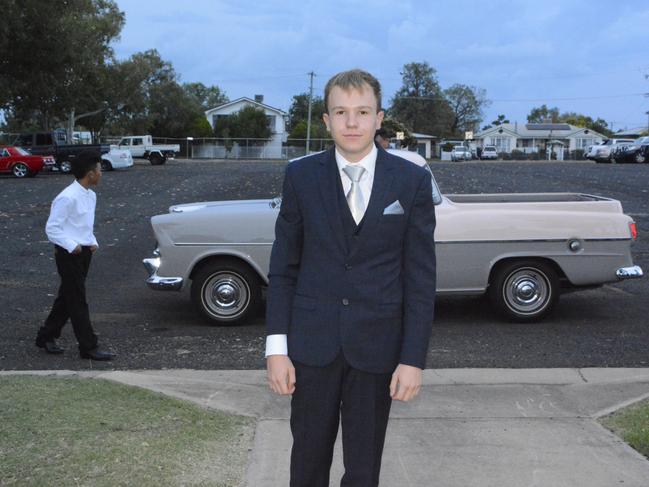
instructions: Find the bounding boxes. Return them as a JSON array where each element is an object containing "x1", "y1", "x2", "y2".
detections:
[
  {"x1": 290, "y1": 352, "x2": 392, "y2": 487},
  {"x1": 37, "y1": 245, "x2": 98, "y2": 353}
]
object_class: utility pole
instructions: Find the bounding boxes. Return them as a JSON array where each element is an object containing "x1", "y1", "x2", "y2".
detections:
[{"x1": 306, "y1": 71, "x2": 315, "y2": 154}]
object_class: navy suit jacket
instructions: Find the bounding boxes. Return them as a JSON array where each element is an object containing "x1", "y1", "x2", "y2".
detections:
[{"x1": 266, "y1": 146, "x2": 436, "y2": 373}]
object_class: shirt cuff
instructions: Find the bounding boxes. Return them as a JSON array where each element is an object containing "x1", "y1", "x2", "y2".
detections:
[{"x1": 265, "y1": 334, "x2": 288, "y2": 357}]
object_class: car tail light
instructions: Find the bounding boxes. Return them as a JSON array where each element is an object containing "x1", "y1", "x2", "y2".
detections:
[{"x1": 630, "y1": 222, "x2": 637, "y2": 240}]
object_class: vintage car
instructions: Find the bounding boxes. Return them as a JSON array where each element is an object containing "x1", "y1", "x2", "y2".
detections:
[
  {"x1": 0, "y1": 145, "x2": 55, "y2": 178},
  {"x1": 143, "y1": 156, "x2": 643, "y2": 325},
  {"x1": 610, "y1": 136, "x2": 649, "y2": 164}
]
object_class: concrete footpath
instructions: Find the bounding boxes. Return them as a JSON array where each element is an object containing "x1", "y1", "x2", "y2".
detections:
[{"x1": 6, "y1": 368, "x2": 649, "y2": 486}]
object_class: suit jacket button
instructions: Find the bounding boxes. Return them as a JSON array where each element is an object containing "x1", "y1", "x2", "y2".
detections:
[
  {"x1": 342, "y1": 298, "x2": 349, "y2": 306},
  {"x1": 345, "y1": 264, "x2": 352, "y2": 270}
]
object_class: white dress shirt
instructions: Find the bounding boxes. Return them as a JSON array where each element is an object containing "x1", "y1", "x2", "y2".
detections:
[
  {"x1": 266, "y1": 146, "x2": 378, "y2": 357},
  {"x1": 45, "y1": 180, "x2": 98, "y2": 253}
]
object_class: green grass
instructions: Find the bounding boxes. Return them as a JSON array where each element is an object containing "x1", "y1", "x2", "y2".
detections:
[
  {"x1": 0, "y1": 375, "x2": 254, "y2": 486},
  {"x1": 601, "y1": 398, "x2": 649, "y2": 458}
]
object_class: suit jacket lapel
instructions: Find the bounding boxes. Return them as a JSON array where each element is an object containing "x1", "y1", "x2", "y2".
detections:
[
  {"x1": 349, "y1": 149, "x2": 395, "y2": 260},
  {"x1": 318, "y1": 147, "x2": 348, "y2": 255}
]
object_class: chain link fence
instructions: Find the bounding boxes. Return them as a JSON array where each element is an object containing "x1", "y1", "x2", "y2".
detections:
[{"x1": 0, "y1": 131, "x2": 598, "y2": 161}]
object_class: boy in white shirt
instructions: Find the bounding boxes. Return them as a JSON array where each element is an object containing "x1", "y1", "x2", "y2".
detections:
[{"x1": 36, "y1": 151, "x2": 115, "y2": 361}]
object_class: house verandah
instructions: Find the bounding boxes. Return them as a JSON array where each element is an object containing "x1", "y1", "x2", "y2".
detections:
[{"x1": 474, "y1": 123, "x2": 606, "y2": 160}]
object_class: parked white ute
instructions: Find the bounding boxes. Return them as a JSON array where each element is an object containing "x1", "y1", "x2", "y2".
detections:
[
  {"x1": 101, "y1": 148, "x2": 133, "y2": 170},
  {"x1": 114, "y1": 135, "x2": 180, "y2": 165}
]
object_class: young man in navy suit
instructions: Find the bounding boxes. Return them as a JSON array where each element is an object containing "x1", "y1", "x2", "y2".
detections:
[{"x1": 266, "y1": 69, "x2": 436, "y2": 487}]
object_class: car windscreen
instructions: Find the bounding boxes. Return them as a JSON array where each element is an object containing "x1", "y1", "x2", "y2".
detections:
[{"x1": 15, "y1": 147, "x2": 31, "y2": 155}]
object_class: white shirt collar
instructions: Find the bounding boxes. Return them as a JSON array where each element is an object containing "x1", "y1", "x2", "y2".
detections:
[
  {"x1": 72, "y1": 179, "x2": 90, "y2": 194},
  {"x1": 335, "y1": 144, "x2": 377, "y2": 179}
]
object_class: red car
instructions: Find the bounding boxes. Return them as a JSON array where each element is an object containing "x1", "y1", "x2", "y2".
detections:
[{"x1": 0, "y1": 145, "x2": 55, "y2": 178}]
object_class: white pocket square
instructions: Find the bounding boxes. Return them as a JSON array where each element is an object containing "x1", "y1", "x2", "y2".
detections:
[{"x1": 383, "y1": 200, "x2": 404, "y2": 215}]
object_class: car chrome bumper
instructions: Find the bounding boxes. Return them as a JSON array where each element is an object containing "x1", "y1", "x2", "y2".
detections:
[
  {"x1": 616, "y1": 265, "x2": 643, "y2": 280},
  {"x1": 143, "y1": 256, "x2": 183, "y2": 291}
]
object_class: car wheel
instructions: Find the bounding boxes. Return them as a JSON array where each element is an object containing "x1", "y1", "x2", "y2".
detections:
[
  {"x1": 12, "y1": 162, "x2": 29, "y2": 178},
  {"x1": 634, "y1": 152, "x2": 646, "y2": 164},
  {"x1": 101, "y1": 159, "x2": 113, "y2": 171},
  {"x1": 489, "y1": 260, "x2": 559, "y2": 322},
  {"x1": 191, "y1": 260, "x2": 262, "y2": 325},
  {"x1": 149, "y1": 153, "x2": 165, "y2": 165},
  {"x1": 59, "y1": 160, "x2": 72, "y2": 173}
]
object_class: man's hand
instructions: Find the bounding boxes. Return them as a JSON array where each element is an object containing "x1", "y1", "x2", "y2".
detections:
[
  {"x1": 90, "y1": 245, "x2": 98, "y2": 253},
  {"x1": 71, "y1": 245, "x2": 82, "y2": 254},
  {"x1": 390, "y1": 364, "x2": 423, "y2": 402},
  {"x1": 267, "y1": 355, "x2": 296, "y2": 395}
]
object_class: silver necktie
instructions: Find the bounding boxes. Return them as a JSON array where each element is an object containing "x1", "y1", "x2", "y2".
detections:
[{"x1": 342, "y1": 164, "x2": 366, "y2": 224}]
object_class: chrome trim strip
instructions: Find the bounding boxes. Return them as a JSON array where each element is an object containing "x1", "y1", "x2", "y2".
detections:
[
  {"x1": 435, "y1": 238, "x2": 631, "y2": 244},
  {"x1": 616, "y1": 266, "x2": 643, "y2": 280},
  {"x1": 175, "y1": 242, "x2": 274, "y2": 247}
]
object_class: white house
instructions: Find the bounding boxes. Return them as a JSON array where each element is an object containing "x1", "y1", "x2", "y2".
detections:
[
  {"x1": 474, "y1": 123, "x2": 606, "y2": 160},
  {"x1": 411, "y1": 132, "x2": 436, "y2": 159},
  {"x1": 203, "y1": 96, "x2": 288, "y2": 158}
]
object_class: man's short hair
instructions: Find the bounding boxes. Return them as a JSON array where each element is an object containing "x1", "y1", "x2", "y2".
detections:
[
  {"x1": 71, "y1": 151, "x2": 100, "y2": 179},
  {"x1": 324, "y1": 69, "x2": 382, "y2": 113}
]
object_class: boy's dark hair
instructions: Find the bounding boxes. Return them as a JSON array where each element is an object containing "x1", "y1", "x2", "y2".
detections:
[
  {"x1": 324, "y1": 69, "x2": 382, "y2": 113},
  {"x1": 71, "y1": 151, "x2": 101, "y2": 179},
  {"x1": 375, "y1": 128, "x2": 390, "y2": 139}
]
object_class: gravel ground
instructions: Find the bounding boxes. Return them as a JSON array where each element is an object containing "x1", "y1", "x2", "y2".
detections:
[{"x1": 1, "y1": 158, "x2": 647, "y2": 371}]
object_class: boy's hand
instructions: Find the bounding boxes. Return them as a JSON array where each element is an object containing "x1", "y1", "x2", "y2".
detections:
[{"x1": 267, "y1": 355, "x2": 296, "y2": 395}]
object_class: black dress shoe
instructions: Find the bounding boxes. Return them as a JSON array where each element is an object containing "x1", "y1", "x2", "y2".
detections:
[
  {"x1": 80, "y1": 348, "x2": 115, "y2": 361},
  {"x1": 36, "y1": 340, "x2": 64, "y2": 354}
]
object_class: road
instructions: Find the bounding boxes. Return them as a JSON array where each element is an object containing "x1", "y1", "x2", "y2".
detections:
[{"x1": 1, "y1": 158, "x2": 647, "y2": 371}]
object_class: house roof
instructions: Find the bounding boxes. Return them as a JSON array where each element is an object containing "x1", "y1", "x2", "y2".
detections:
[
  {"x1": 205, "y1": 97, "x2": 287, "y2": 116},
  {"x1": 476, "y1": 123, "x2": 605, "y2": 139},
  {"x1": 412, "y1": 132, "x2": 437, "y2": 139},
  {"x1": 614, "y1": 127, "x2": 648, "y2": 137}
]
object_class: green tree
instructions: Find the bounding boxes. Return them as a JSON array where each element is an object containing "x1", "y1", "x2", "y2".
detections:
[
  {"x1": 482, "y1": 114, "x2": 510, "y2": 131},
  {"x1": 559, "y1": 112, "x2": 612, "y2": 137},
  {"x1": 527, "y1": 105, "x2": 560, "y2": 123},
  {"x1": 183, "y1": 82, "x2": 229, "y2": 110},
  {"x1": 286, "y1": 92, "x2": 328, "y2": 145},
  {"x1": 381, "y1": 117, "x2": 417, "y2": 148},
  {"x1": 443, "y1": 84, "x2": 490, "y2": 136},
  {"x1": 189, "y1": 116, "x2": 214, "y2": 137},
  {"x1": 0, "y1": 0, "x2": 125, "y2": 130},
  {"x1": 389, "y1": 62, "x2": 454, "y2": 137},
  {"x1": 214, "y1": 106, "x2": 271, "y2": 140}
]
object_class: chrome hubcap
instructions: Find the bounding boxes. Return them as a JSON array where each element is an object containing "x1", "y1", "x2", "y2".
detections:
[
  {"x1": 60, "y1": 161, "x2": 71, "y2": 173},
  {"x1": 203, "y1": 271, "x2": 249, "y2": 318},
  {"x1": 14, "y1": 164, "x2": 28, "y2": 177},
  {"x1": 503, "y1": 268, "x2": 550, "y2": 315}
]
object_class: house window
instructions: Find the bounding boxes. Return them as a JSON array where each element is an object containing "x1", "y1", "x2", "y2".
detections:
[
  {"x1": 576, "y1": 137, "x2": 594, "y2": 149},
  {"x1": 213, "y1": 114, "x2": 229, "y2": 128},
  {"x1": 491, "y1": 137, "x2": 511, "y2": 152},
  {"x1": 266, "y1": 115, "x2": 276, "y2": 132}
]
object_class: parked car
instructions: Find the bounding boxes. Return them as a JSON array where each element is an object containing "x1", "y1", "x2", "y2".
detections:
[
  {"x1": 585, "y1": 139, "x2": 635, "y2": 163},
  {"x1": 451, "y1": 145, "x2": 472, "y2": 161},
  {"x1": 114, "y1": 135, "x2": 180, "y2": 165},
  {"x1": 0, "y1": 145, "x2": 55, "y2": 178},
  {"x1": 101, "y1": 148, "x2": 134, "y2": 171},
  {"x1": 13, "y1": 130, "x2": 110, "y2": 173},
  {"x1": 610, "y1": 136, "x2": 649, "y2": 164},
  {"x1": 142, "y1": 156, "x2": 643, "y2": 325},
  {"x1": 480, "y1": 145, "x2": 498, "y2": 160}
]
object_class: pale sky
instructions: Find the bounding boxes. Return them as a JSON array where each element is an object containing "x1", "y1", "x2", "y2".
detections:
[{"x1": 113, "y1": 0, "x2": 649, "y2": 133}]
